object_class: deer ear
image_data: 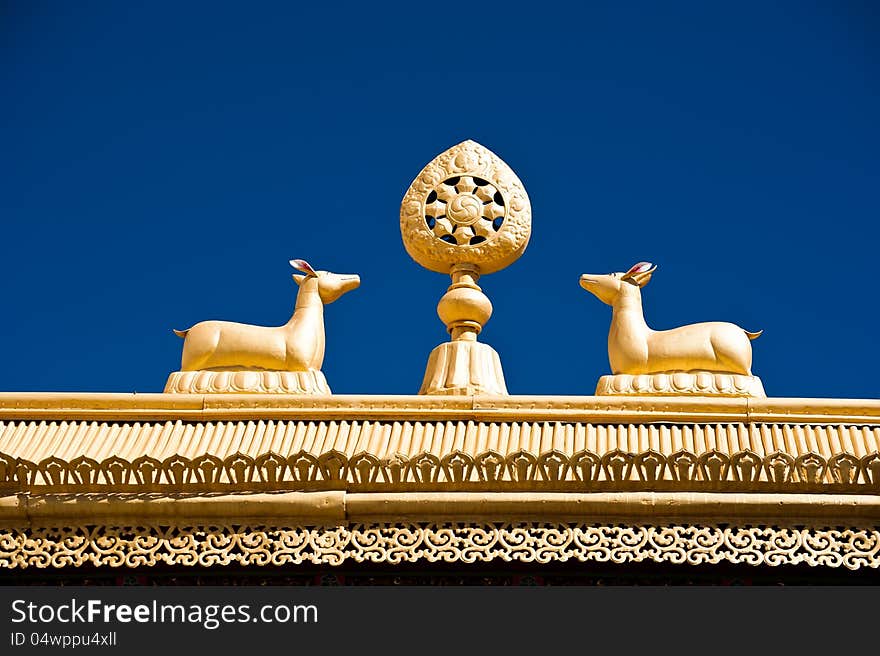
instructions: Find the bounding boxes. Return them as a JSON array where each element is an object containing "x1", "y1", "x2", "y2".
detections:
[
  {"x1": 630, "y1": 265, "x2": 657, "y2": 288},
  {"x1": 622, "y1": 262, "x2": 656, "y2": 287},
  {"x1": 290, "y1": 259, "x2": 318, "y2": 277},
  {"x1": 624, "y1": 262, "x2": 654, "y2": 277},
  {"x1": 292, "y1": 274, "x2": 306, "y2": 286}
]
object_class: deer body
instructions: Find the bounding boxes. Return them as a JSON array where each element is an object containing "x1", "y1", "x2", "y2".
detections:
[
  {"x1": 174, "y1": 263, "x2": 359, "y2": 372},
  {"x1": 581, "y1": 263, "x2": 761, "y2": 376}
]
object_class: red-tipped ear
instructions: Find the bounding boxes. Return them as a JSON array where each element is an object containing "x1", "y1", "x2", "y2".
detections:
[
  {"x1": 624, "y1": 262, "x2": 654, "y2": 277},
  {"x1": 623, "y1": 262, "x2": 657, "y2": 288},
  {"x1": 289, "y1": 259, "x2": 317, "y2": 276}
]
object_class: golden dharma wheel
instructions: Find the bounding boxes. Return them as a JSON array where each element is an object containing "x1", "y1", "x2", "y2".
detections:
[{"x1": 399, "y1": 140, "x2": 532, "y2": 275}]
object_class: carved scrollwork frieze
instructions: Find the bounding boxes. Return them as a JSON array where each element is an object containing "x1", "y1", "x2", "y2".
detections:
[{"x1": 1, "y1": 523, "x2": 878, "y2": 571}]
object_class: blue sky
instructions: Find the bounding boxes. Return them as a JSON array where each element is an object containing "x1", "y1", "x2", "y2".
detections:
[{"x1": 1, "y1": 2, "x2": 877, "y2": 399}]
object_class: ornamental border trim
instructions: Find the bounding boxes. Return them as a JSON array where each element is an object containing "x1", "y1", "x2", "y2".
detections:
[
  {"x1": 1, "y1": 523, "x2": 878, "y2": 570},
  {"x1": 1, "y1": 448, "x2": 879, "y2": 493}
]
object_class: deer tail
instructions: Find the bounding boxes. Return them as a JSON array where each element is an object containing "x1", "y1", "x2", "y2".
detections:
[
  {"x1": 744, "y1": 329, "x2": 763, "y2": 340},
  {"x1": 173, "y1": 329, "x2": 189, "y2": 338}
]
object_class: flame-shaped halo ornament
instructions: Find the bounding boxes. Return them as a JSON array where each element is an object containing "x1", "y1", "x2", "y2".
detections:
[{"x1": 400, "y1": 140, "x2": 532, "y2": 275}]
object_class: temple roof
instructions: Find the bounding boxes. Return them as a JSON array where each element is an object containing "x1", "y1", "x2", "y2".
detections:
[
  {"x1": 1, "y1": 141, "x2": 877, "y2": 574},
  {"x1": 1, "y1": 393, "x2": 878, "y2": 497}
]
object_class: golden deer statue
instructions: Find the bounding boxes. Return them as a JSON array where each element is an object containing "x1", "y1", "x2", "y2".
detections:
[
  {"x1": 579, "y1": 262, "x2": 762, "y2": 377},
  {"x1": 164, "y1": 260, "x2": 359, "y2": 394}
]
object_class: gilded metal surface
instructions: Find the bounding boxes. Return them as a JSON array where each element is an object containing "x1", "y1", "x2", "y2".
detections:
[
  {"x1": 164, "y1": 370, "x2": 330, "y2": 395},
  {"x1": 401, "y1": 142, "x2": 530, "y2": 395},
  {"x1": 0, "y1": 443, "x2": 877, "y2": 492},
  {"x1": 596, "y1": 372, "x2": 766, "y2": 397},
  {"x1": 4, "y1": 415, "x2": 878, "y2": 462},
  {"x1": 2, "y1": 393, "x2": 880, "y2": 424},
  {"x1": 1, "y1": 523, "x2": 877, "y2": 570},
  {"x1": 2, "y1": 416, "x2": 880, "y2": 461},
  {"x1": 580, "y1": 264, "x2": 764, "y2": 388},
  {"x1": 1, "y1": 418, "x2": 878, "y2": 492},
  {"x1": 1, "y1": 136, "x2": 877, "y2": 576},
  {"x1": 168, "y1": 261, "x2": 359, "y2": 394},
  {"x1": 400, "y1": 140, "x2": 531, "y2": 275},
  {"x1": 418, "y1": 341, "x2": 507, "y2": 395}
]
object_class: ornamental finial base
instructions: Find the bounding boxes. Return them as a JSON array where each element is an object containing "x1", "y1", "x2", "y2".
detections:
[
  {"x1": 595, "y1": 372, "x2": 766, "y2": 397},
  {"x1": 419, "y1": 341, "x2": 508, "y2": 395}
]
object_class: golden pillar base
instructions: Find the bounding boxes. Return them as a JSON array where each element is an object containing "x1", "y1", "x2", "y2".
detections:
[
  {"x1": 417, "y1": 264, "x2": 509, "y2": 396},
  {"x1": 164, "y1": 369, "x2": 331, "y2": 394},
  {"x1": 595, "y1": 372, "x2": 766, "y2": 398},
  {"x1": 419, "y1": 341, "x2": 508, "y2": 395}
]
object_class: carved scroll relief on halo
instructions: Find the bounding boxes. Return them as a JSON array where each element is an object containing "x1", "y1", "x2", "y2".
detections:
[{"x1": 400, "y1": 140, "x2": 531, "y2": 274}]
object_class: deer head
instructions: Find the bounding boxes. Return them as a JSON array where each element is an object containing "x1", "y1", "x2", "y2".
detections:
[
  {"x1": 579, "y1": 262, "x2": 656, "y2": 305},
  {"x1": 290, "y1": 259, "x2": 360, "y2": 304}
]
